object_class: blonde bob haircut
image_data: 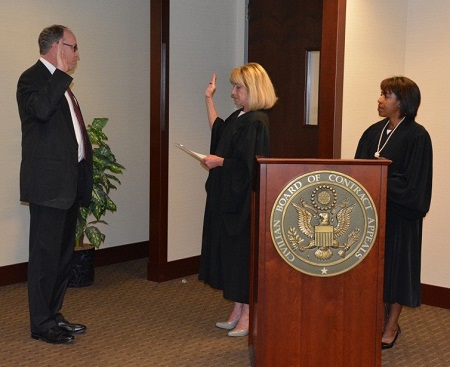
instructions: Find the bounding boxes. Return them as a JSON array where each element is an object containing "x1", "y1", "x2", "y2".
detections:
[{"x1": 229, "y1": 62, "x2": 278, "y2": 111}]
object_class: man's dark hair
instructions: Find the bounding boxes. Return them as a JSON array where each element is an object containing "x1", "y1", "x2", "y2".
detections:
[{"x1": 38, "y1": 25, "x2": 67, "y2": 55}]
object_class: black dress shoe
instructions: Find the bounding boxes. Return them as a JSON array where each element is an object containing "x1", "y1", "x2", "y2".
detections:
[
  {"x1": 382, "y1": 325, "x2": 401, "y2": 349},
  {"x1": 58, "y1": 320, "x2": 87, "y2": 334},
  {"x1": 31, "y1": 326, "x2": 74, "y2": 344}
]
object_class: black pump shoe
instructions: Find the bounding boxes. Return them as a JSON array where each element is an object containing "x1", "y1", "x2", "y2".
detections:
[{"x1": 382, "y1": 325, "x2": 401, "y2": 349}]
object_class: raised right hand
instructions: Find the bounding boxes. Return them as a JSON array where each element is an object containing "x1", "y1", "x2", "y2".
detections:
[
  {"x1": 56, "y1": 39, "x2": 69, "y2": 72},
  {"x1": 205, "y1": 73, "x2": 217, "y2": 98}
]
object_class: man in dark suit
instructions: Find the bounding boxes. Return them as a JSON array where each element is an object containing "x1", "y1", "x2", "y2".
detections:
[{"x1": 16, "y1": 24, "x2": 93, "y2": 344}]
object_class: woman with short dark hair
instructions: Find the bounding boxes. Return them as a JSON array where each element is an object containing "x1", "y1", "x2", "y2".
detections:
[{"x1": 355, "y1": 76, "x2": 433, "y2": 349}]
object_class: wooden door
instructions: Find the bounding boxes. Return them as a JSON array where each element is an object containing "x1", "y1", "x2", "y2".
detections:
[{"x1": 248, "y1": 0, "x2": 346, "y2": 158}]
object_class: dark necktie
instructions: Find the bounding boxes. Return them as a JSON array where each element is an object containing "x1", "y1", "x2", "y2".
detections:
[{"x1": 67, "y1": 87, "x2": 89, "y2": 160}]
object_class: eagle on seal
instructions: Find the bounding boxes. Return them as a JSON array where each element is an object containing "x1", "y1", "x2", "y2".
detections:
[{"x1": 292, "y1": 198, "x2": 355, "y2": 260}]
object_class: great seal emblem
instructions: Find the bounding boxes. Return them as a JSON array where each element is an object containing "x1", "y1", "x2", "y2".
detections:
[{"x1": 270, "y1": 171, "x2": 378, "y2": 276}]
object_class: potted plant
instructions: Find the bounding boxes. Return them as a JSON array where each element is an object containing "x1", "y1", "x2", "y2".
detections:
[{"x1": 68, "y1": 117, "x2": 125, "y2": 287}]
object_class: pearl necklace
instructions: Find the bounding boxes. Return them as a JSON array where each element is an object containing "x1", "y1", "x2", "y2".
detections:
[{"x1": 374, "y1": 117, "x2": 405, "y2": 158}]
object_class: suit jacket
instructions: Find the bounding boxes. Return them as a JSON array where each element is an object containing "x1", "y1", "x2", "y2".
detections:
[{"x1": 17, "y1": 60, "x2": 93, "y2": 209}]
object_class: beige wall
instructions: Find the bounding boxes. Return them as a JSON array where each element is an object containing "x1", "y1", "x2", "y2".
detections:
[
  {"x1": 167, "y1": 0, "x2": 246, "y2": 261},
  {"x1": 342, "y1": 0, "x2": 450, "y2": 288},
  {"x1": 1, "y1": 0, "x2": 448, "y2": 290},
  {"x1": 0, "y1": 0, "x2": 150, "y2": 266}
]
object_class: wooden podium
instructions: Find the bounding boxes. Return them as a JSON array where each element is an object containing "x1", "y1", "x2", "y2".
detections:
[{"x1": 249, "y1": 158, "x2": 390, "y2": 367}]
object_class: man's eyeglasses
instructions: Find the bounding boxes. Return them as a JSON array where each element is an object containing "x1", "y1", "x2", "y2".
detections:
[{"x1": 63, "y1": 43, "x2": 78, "y2": 52}]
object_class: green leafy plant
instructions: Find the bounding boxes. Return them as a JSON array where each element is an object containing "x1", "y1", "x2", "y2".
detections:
[{"x1": 75, "y1": 117, "x2": 125, "y2": 249}]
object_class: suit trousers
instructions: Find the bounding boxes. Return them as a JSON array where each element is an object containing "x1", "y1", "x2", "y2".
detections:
[{"x1": 27, "y1": 162, "x2": 85, "y2": 333}]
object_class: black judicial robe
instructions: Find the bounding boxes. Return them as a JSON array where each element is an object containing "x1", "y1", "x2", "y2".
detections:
[
  {"x1": 355, "y1": 117, "x2": 432, "y2": 307},
  {"x1": 199, "y1": 109, "x2": 270, "y2": 304}
]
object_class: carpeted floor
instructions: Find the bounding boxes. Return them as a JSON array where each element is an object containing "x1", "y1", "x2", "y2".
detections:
[{"x1": 0, "y1": 259, "x2": 449, "y2": 366}]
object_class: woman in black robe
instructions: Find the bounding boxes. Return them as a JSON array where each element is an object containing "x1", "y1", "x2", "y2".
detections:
[
  {"x1": 355, "y1": 76, "x2": 432, "y2": 349},
  {"x1": 199, "y1": 63, "x2": 277, "y2": 337}
]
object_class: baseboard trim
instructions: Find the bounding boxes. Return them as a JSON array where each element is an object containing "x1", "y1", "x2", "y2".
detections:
[
  {"x1": 1, "y1": 244, "x2": 449, "y2": 311},
  {"x1": 422, "y1": 283, "x2": 450, "y2": 309},
  {"x1": 0, "y1": 241, "x2": 148, "y2": 287},
  {"x1": 94, "y1": 241, "x2": 148, "y2": 267},
  {"x1": 0, "y1": 262, "x2": 28, "y2": 286}
]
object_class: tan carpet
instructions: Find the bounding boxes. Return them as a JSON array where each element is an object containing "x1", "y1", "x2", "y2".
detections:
[{"x1": 0, "y1": 259, "x2": 449, "y2": 366}]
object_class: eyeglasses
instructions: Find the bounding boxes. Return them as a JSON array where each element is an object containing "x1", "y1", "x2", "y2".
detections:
[{"x1": 63, "y1": 43, "x2": 78, "y2": 52}]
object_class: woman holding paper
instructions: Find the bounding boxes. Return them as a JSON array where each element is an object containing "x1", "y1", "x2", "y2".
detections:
[{"x1": 199, "y1": 63, "x2": 277, "y2": 337}]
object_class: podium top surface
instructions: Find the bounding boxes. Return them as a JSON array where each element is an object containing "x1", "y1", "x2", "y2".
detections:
[{"x1": 256, "y1": 157, "x2": 391, "y2": 166}]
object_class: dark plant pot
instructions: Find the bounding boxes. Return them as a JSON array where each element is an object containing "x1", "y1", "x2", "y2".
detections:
[{"x1": 68, "y1": 247, "x2": 95, "y2": 287}]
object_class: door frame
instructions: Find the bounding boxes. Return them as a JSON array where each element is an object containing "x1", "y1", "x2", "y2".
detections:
[{"x1": 319, "y1": 0, "x2": 346, "y2": 158}]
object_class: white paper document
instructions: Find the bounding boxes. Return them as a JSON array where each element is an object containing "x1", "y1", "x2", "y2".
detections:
[{"x1": 175, "y1": 143, "x2": 206, "y2": 162}]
